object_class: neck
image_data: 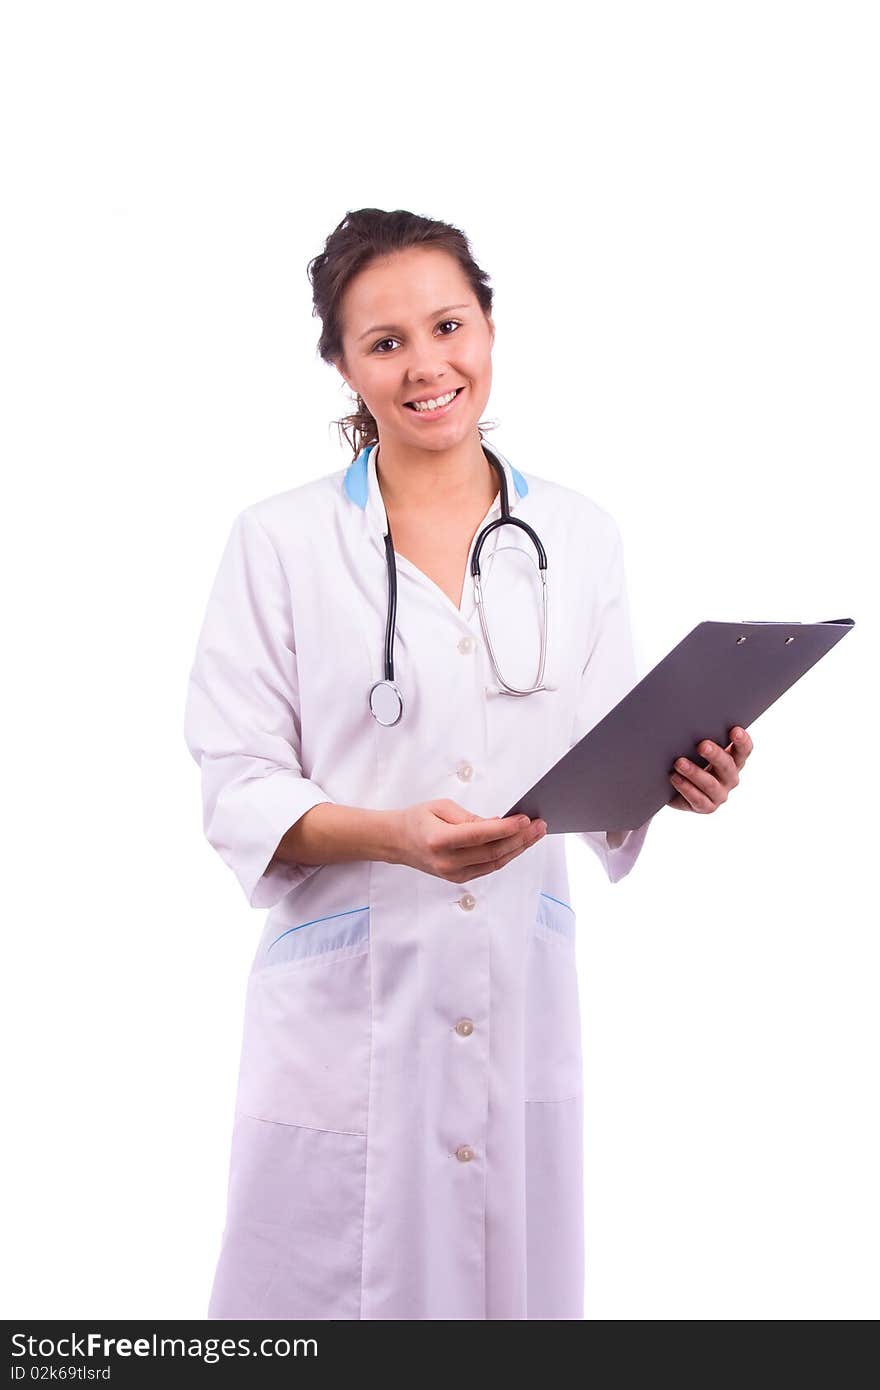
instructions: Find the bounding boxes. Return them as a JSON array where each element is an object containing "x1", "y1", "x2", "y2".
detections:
[{"x1": 374, "y1": 433, "x2": 498, "y2": 514}]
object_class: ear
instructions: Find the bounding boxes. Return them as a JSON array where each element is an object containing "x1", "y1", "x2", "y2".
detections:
[
  {"x1": 486, "y1": 314, "x2": 495, "y2": 349},
  {"x1": 332, "y1": 356, "x2": 356, "y2": 396}
]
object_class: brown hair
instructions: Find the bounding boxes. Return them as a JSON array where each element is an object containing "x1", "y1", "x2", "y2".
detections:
[{"x1": 307, "y1": 207, "x2": 497, "y2": 459}]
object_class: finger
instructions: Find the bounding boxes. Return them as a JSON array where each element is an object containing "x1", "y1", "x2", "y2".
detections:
[
  {"x1": 729, "y1": 725, "x2": 753, "y2": 769},
  {"x1": 693, "y1": 739, "x2": 739, "y2": 791},
  {"x1": 671, "y1": 755, "x2": 725, "y2": 800},
  {"x1": 431, "y1": 801, "x2": 534, "y2": 833},
  {"x1": 668, "y1": 769, "x2": 717, "y2": 811},
  {"x1": 447, "y1": 814, "x2": 534, "y2": 851},
  {"x1": 455, "y1": 829, "x2": 545, "y2": 880},
  {"x1": 452, "y1": 820, "x2": 546, "y2": 870},
  {"x1": 666, "y1": 782, "x2": 695, "y2": 811}
]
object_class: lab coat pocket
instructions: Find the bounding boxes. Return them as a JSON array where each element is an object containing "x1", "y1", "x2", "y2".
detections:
[
  {"x1": 524, "y1": 894, "x2": 583, "y2": 1103},
  {"x1": 208, "y1": 1112, "x2": 367, "y2": 1319},
  {"x1": 235, "y1": 937, "x2": 372, "y2": 1135}
]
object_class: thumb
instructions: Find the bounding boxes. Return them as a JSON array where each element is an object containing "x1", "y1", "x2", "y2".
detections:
[{"x1": 430, "y1": 799, "x2": 483, "y2": 826}]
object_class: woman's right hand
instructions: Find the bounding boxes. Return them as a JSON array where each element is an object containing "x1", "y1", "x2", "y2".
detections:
[{"x1": 390, "y1": 800, "x2": 547, "y2": 883}]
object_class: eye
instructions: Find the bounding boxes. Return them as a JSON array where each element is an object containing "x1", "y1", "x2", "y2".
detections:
[{"x1": 370, "y1": 319, "x2": 462, "y2": 354}]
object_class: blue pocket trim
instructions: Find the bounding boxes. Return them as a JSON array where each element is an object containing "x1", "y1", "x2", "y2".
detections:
[
  {"x1": 537, "y1": 891, "x2": 575, "y2": 939},
  {"x1": 540, "y1": 891, "x2": 572, "y2": 913},
  {"x1": 265, "y1": 905, "x2": 371, "y2": 967}
]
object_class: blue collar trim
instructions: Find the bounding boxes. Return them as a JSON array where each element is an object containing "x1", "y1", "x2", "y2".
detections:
[{"x1": 343, "y1": 444, "x2": 529, "y2": 510}]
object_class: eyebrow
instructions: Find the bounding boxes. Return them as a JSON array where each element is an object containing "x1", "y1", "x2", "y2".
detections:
[{"x1": 357, "y1": 303, "x2": 471, "y2": 342}]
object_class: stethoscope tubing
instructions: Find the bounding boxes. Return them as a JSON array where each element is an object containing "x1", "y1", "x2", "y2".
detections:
[{"x1": 368, "y1": 445, "x2": 549, "y2": 725}]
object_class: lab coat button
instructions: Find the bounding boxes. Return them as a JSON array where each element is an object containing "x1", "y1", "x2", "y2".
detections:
[
  {"x1": 455, "y1": 1145, "x2": 476, "y2": 1162},
  {"x1": 458, "y1": 893, "x2": 477, "y2": 911},
  {"x1": 454, "y1": 1018, "x2": 474, "y2": 1036},
  {"x1": 457, "y1": 635, "x2": 476, "y2": 654},
  {"x1": 457, "y1": 762, "x2": 474, "y2": 782}
]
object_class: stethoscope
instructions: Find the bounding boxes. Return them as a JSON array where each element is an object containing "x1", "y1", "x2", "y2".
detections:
[{"x1": 368, "y1": 444, "x2": 550, "y2": 726}]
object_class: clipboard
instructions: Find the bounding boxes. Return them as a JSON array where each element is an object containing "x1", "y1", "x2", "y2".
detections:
[{"x1": 503, "y1": 617, "x2": 855, "y2": 833}]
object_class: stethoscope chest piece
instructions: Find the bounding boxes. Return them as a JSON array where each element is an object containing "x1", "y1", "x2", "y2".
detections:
[{"x1": 369, "y1": 678, "x2": 404, "y2": 727}]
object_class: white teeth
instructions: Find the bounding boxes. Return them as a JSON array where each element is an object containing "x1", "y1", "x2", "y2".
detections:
[{"x1": 410, "y1": 388, "x2": 458, "y2": 412}]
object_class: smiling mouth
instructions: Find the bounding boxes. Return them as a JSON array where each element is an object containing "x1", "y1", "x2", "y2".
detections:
[{"x1": 404, "y1": 386, "x2": 465, "y2": 413}]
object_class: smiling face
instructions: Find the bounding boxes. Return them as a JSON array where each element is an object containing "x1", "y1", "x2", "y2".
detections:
[{"x1": 334, "y1": 246, "x2": 495, "y2": 451}]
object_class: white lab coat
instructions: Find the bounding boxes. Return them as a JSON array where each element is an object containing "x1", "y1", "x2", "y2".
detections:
[{"x1": 183, "y1": 438, "x2": 652, "y2": 1320}]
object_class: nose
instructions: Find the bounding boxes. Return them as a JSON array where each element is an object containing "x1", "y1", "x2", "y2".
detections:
[
  {"x1": 404, "y1": 335, "x2": 452, "y2": 386},
  {"x1": 405, "y1": 366, "x2": 449, "y2": 390}
]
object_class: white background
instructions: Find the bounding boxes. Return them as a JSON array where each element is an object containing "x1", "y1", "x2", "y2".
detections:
[{"x1": 2, "y1": 1, "x2": 875, "y2": 1321}]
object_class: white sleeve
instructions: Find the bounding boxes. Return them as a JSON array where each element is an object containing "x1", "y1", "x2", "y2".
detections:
[
  {"x1": 570, "y1": 516, "x2": 653, "y2": 884},
  {"x1": 183, "y1": 506, "x2": 336, "y2": 909}
]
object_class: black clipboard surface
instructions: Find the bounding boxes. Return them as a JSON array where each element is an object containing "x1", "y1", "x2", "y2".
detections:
[{"x1": 504, "y1": 618, "x2": 855, "y2": 833}]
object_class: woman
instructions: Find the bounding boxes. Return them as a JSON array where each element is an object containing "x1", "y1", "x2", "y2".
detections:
[{"x1": 183, "y1": 207, "x2": 752, "y2": 1320}]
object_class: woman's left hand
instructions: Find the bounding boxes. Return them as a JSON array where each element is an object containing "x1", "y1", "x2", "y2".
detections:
[{"x1": 667, "y1": 726, "x2": 754, "y2": 813}]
